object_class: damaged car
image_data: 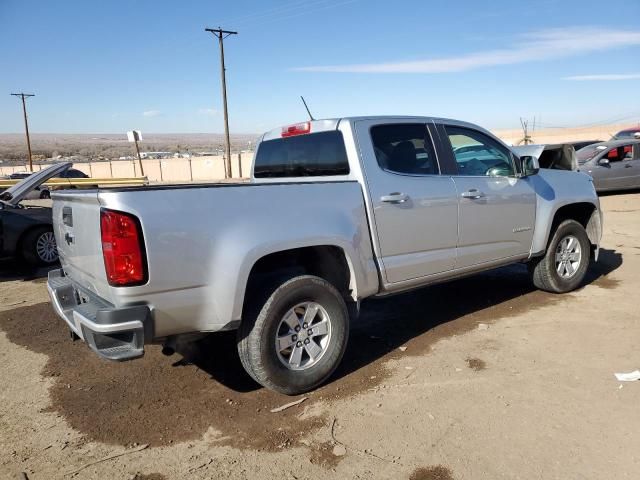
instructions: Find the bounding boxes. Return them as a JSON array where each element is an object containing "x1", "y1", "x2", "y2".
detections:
[
  {"x1": 512, "y1": 143, "x2": 578, "y2": 171},
  {"x1": 0, "y1": 162, "x2": 72, "y2": 265}
]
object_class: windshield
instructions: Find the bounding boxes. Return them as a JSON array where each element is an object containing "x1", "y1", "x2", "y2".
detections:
[{"x1": 576, "y1": 145, "x2": 606, "y2": 163}]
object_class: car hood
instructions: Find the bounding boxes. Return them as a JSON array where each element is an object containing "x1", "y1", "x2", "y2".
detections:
[
  {"x1": 512, "y1": 144, "x2": 577, "y2": 171},
  {"x1": 512, "y1": 144, "x2": 545, "y2": 160},
  {"x1": 0, "y1": 162, "x2": 71, "y2": 206}
]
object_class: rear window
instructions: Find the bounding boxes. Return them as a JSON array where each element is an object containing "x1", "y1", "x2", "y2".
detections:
[{"x1": 254, "y1": 131, "x2": 350, "y2": 178}]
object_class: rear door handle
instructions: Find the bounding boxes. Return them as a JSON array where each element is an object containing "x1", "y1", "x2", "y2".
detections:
[
  {"x1": 380, "y1": 192, "x2": 409, "y2": 204},
  {"x1": 461, "y1": 189, "x2": 485, "y2": 199}
]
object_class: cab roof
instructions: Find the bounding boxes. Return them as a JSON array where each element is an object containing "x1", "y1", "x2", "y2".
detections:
[{"x1": 260, "y1": 115, "x2": 484, "y2": 142}]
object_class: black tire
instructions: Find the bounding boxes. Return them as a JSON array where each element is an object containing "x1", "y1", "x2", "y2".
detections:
[
  {"x1": 529, "y1": 219, "x2": 591, "y2": 293},
  {"x1": 21, "y1": 227, "x2": 59, "y2": 266},
  {"x1": 237, "y1": 275, "x2": 349, "y2": 395},
  {"x1": 39, "y1": 189, "x2": 51, "y2": 199}
]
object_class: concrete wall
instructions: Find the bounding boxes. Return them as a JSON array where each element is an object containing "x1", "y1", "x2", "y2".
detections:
[{"x1": 0, "y1": 153, "x2": 254, "y2": 183}]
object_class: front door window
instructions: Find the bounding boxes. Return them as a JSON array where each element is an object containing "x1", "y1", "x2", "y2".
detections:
[{"x1": 446, "y1": 126, "x2": 515, "y2": 177}]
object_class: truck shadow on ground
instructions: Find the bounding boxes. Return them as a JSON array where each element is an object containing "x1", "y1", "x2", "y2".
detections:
[
  {"x1": 0, "y1": 248, "x2": 623, "y2": 451},
  {"x1": 0, "y1": 258, "x2": 54, "y2": 284},
  {"x1": 186, "y1": 248, "x2": 622, "y2": 395}
]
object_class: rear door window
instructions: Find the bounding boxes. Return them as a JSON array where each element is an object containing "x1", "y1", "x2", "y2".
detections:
[
  {"x1": 254, "y1": 131, "x2": 349, "y2": 178},
  {"x1": 370, "y1": 124, "x2": 440, "y2": 175}
]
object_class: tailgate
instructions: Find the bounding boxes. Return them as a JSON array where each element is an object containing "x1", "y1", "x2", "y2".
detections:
[{"x1": 52, "y1": 191, "x2": 113, "y2": 302}]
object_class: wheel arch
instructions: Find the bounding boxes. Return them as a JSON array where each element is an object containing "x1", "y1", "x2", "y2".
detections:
[
  {"x1": 16, "y1": 223, "x2": 54, "y2": 253},
  {"x1": 239, "y1": 244, "x2": 358, "y2": 321},
  {"x1": 533, "y1": 201, "x2": 601, "y2": 258},
  {"x1": 16, "y1": 223, "x2": 56, "y2": 264}
]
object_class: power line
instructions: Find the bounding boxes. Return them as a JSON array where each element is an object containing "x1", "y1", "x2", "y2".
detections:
[
  {"x1": 225, "y1": 0, "x2": 342, "y2": 27},
  {"x1": 205, "y1": 27, "x2": 238, "y2": 179},
  {"x1": 223, "y1": 0, "x2": 325, "y2": 26},
  {"x1": 248, "y1": 0, "x2": 361, "y2": 28},
  {"x1": 226, "y1": 0, "x2": 361, "y2": 29},
  {"x1": 148, "y1": 0, "x2": 362, "y2": 61},
  {"x1": 10, "y1": 93, "x2": 35, "y2": 172},
  {"x1": 536, "y1": 112, "x2": 640, "y2": 129}
]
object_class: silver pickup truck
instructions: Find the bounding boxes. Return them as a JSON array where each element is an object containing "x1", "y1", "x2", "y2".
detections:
[{"x1": 47, "y1": 116, "x2": 602, "y2": 394}]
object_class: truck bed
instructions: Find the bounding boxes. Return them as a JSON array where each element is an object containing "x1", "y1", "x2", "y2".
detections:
[{"x1": 51, "y1": 181, "x2": 379, "y2": 339}]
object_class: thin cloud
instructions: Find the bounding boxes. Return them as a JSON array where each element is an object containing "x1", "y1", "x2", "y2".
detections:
[
  {"x1": 293, "y1": 27, "x2": 640, "y2": 73},
  {"x1": 143, "y1": 110, "x2": 162, "y2": 117},
  {"x1": 198, "y1": 108, "x2": 217, "y2": 116},
  {"x1": 563, "y1": 73, "x2": 640, "y2": 81}
]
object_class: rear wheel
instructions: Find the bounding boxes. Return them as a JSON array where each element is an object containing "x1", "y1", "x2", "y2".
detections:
[
  {"x1": 21, "y1": 227, "x2": 59, "y2": 266},
  {"x1": 529, "y1": 219, "x2": 591, "y2": 293},
  {"x1": 237, "y1": 275, "x2": 349, "y2": 395}
]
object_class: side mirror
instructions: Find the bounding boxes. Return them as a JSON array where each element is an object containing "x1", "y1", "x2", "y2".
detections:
[
  {"x1": 518, "y1": 155, "x2": 539, "y2": 177},
  {"x1": 598, "y1": 158, "x2": 610, "y2": 166}
]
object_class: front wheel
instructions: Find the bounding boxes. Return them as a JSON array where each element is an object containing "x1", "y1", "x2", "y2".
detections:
[
  {"x1": 237, "y1": 275, "x2": 349, "y2": 395},
  {"x1": 529, "y1": 219, "x2": 591, "y2": 293}
]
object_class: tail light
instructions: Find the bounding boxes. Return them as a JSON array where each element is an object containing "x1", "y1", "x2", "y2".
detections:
[
  {"x1": 281, "y1": 122, "x2": 311, "y2": 137},
  {"x1": 100, "y1": 209, "x2": 147, "y2": 286}
]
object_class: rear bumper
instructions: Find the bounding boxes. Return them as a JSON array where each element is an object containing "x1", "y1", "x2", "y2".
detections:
[{"x1": 47, "y1": 269, "x2": 151, "y2": 361}]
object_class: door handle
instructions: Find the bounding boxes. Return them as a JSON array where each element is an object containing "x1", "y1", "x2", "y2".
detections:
[
  {"x1": 461, "y1": 189, "x2": 485, "y2": 199},
  {"x1": 380, "y1": 192, "x2": 409, "y2": 204}
]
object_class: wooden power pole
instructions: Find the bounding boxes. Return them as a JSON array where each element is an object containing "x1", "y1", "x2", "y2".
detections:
[
  {"x1": 11, "y1": 93, "x2": 35, "y2": 172},
  {"x1": 205, "y1": 27, "x2": 237, "y2": 179},
  {"x1": 133, "y1": 137, "x2": 145, "y2": 176}
]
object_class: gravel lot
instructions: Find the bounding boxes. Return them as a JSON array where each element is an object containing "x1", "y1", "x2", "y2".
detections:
[{"x1": 1, "y1": 192, "x2": 638, "y2": 480}]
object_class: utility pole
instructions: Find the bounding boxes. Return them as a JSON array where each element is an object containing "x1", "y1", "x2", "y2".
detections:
[
  {"x1": 127, "y1": 130, "x2": 145, "y2": 176},
  {"x1": 205, "y1": 27, "x2": 237, "y2": 179},
  {"x1": 133, "y1": 137, "x2": 145, "y2": 176},
  {"x1": 519, "y1": 117, "x2": 532, "y2": 145},
  {"x1": 11, "y1": 93, "x2": 35, "y2": 172}
]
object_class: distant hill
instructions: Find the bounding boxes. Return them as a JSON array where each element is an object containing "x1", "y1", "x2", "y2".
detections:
[
  {"x1": 0, "y1": 133, "x2": 259, "y2": 163},
  {"x1": 2, "y1": 122, "x2": 637, "y2": 164}
]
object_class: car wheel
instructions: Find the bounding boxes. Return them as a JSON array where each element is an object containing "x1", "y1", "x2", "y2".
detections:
[
  {"x1": 529, "y1": 219, "x2": 591, "y2": 293},
  {"x1": 22, "y1": 227, "x2": 59, "y2": 266},
  {"x1": 237, "y1": 275, "x2": 349, "y2": 395},
  {"x1": 40, "y1": 189, "x2": 51, "y2": 199}
]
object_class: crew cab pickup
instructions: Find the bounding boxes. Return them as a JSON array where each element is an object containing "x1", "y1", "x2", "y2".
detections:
[{"x1": 47, "y1": 116, "x2": 602, "y2": 394}]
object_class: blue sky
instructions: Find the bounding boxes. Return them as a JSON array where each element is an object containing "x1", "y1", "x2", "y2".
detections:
[{"x1": 1, "y1": 0, "x2": 639, "y2": 134}]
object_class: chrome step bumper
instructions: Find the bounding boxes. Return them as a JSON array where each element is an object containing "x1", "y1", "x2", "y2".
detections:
[{"x1": 47, "y1": 269, "x2": 151, "y2": 361}]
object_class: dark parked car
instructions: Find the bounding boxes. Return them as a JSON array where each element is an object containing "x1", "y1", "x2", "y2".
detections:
[
  {"x1": 4, "y1": 172, "x2": 33, "y2": 180},
  {"x1": 577, "y1": 139, "x2": 640, "y2": 192},
  {"x1": 39, "y1": 167, "x2": 90, "y2": 198},
  {"x1": 0, "y1": 163, "x2": 72, "y2": 265}
]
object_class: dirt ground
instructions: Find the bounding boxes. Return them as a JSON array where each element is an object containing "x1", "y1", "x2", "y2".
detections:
[{"x1": 1, "y1": 193, "x2": 639, "y2": 480}]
